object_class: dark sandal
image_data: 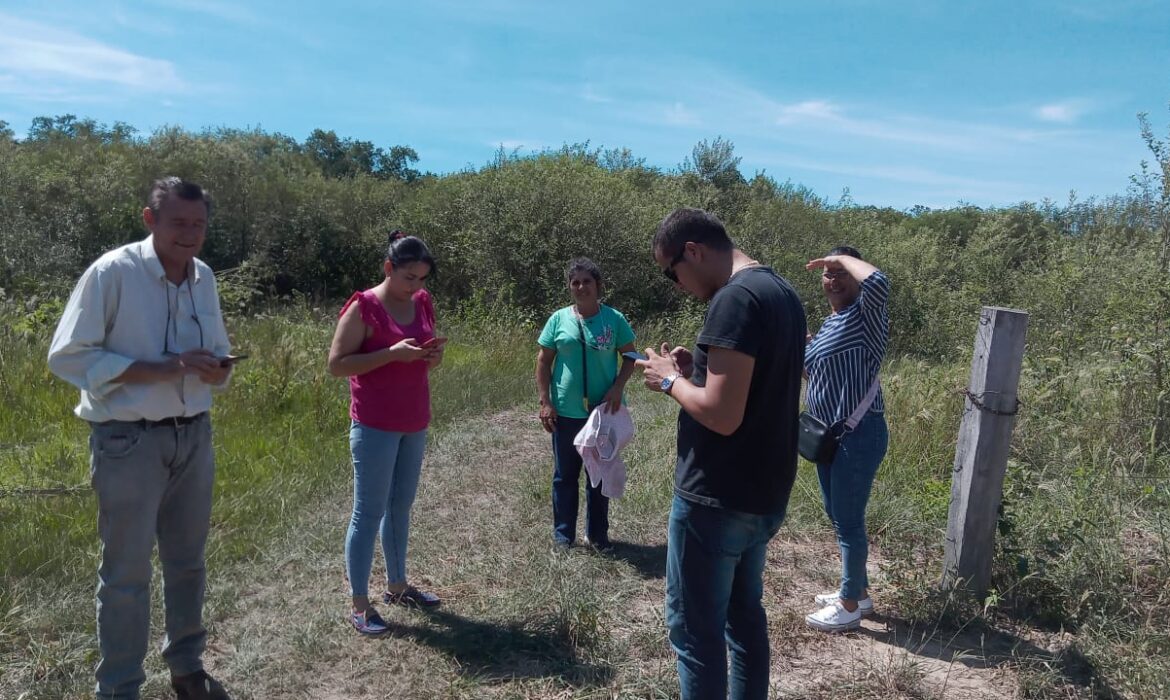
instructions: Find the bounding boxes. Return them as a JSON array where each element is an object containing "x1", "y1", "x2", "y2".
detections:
[{"x1": 382, "y1": 585, "x2": 441, "y2": 608}]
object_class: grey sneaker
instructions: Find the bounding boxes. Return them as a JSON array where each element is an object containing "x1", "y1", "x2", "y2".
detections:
[{"x1": 813, "y1": 591, "x2": 874, "y2": 616}]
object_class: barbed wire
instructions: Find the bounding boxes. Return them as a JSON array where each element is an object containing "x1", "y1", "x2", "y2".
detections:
[{"x1": 961, "y1": 388, "x2": 1022, "y2": 416}]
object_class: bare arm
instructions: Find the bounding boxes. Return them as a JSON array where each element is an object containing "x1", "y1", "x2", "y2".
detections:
[
  {"x1": 536, "y1": 346, "x2": 558, "y2": 432},
  {"x1": 806, "y1": 254, "x2": 879, "y2": 282},
  {"x1": 601, "y1": 342, "x2": 639, "y2": 413},
  {"x1": 115, "y1": 351, "x2": 223, "y2": 384},
  {"x1": 327, "y1": 303, "x2": 427, "y2": 377},
  {"x1": 640, "y1": 345, "x2": 755, "y2": 436},
  {"x1": 613, "y1": 342, "x2": 637, "y2": 389}
]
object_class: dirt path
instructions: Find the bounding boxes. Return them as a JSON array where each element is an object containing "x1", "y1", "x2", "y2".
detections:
[{"x1": 197, "y1": 409, "x2": 1028, "y2": 699}]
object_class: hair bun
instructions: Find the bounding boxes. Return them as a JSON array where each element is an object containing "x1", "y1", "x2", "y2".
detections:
[{"x1": 388, "y1": 229, "x2": 408, "y2": 244}]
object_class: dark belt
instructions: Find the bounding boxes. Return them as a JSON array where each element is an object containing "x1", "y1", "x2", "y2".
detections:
[
  {"x1": 97, "y1": 412, "x2": 207, "y2": 429},
  {"x1": 143, "y1": 412, "x2": 206, "y2": 428}
]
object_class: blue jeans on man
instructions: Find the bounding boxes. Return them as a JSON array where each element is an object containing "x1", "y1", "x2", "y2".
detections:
[
  {"x1": 666, "y1": 494, "x2": 786, "y2": 700},
  {"x1": 816, "y1": 412, "x2": 888, "y2": 601},
  {"x1": 89, "y1": 415, "x2": 215, "y2": 700},
  {"x1": 551, "y1": 415, "x2": 609, "y2": 546}
]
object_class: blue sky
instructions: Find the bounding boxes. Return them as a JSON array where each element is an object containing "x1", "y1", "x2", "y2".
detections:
[{"x1": 1, "y1": 0, "x2": 1167, "y2": 208}]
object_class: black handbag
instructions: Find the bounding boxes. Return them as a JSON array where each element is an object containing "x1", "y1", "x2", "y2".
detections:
[
  {"x1": 798, "y1": 379, "x2": 881, "y2": 464},
  {"x1": 798, "y1": 411, "x2": 842, "y2": 464}
]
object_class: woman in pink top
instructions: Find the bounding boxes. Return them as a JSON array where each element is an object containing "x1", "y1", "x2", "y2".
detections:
[{"x1": 327, "y1": 231, "x2": 446, "y2": 635}]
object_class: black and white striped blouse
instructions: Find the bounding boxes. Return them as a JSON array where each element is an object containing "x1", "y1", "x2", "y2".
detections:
[{"x1": 805, "y1": 270, "x2": 890, "y2": 424}]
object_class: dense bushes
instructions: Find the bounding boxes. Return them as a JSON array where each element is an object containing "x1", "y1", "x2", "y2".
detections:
[{"x1": 2, "y1": 112, "x2": 1168, "y2": 366}]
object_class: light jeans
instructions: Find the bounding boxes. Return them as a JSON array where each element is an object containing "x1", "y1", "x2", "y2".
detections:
[
  {"x1": 89, "y1": 414, "x2": 215, "y2": 700},
  {"x1": 816, "y1": 412, "x2": 889, "y2": 600},
  {"x1": 344, "y1": 421, "x2": 428, "y2": 596}
]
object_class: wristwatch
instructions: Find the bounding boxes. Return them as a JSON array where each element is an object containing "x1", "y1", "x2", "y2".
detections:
[{"x1": 660, "y1": 372, "x2": 681, "y2": 394}]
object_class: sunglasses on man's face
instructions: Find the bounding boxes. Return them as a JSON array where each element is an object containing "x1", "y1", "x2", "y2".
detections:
[{"x1": 662, "y1": 247, "x2": 688, "y2": 283}]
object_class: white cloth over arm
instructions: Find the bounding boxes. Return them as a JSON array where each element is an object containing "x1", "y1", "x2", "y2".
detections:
[{"x1": 573, "y1": 405, "x2": 635, "y2": 499}]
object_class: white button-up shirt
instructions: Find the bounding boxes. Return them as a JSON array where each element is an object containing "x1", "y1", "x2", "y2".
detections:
[{"x1": 48, "y1": 236, "x2": 232, "y2": 422}]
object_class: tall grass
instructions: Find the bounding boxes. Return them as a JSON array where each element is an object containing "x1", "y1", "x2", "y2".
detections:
[
  {"x1": 0, "y1": 302, "x2": 537, "y2": 697},
  {"x1": 2, "y1": 305, "x2": 1168, "y2": 698}
]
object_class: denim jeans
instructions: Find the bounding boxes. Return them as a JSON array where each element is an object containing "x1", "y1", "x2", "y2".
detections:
[
  {"x1": 345, "y1": 421, "x2": 428, "y2": 596},
  {"x1": 89, "y1": 415, "x2": 215, "y2": 700},
  {"x1": 666, "y1": 494, "x2": 786, "y2": 700},
  {"x1": 816, "y1": 412, "x2": 889, "y2": 601},
  {"x1": 551, "y1": 415, "x2": 608, "y2": 545}
]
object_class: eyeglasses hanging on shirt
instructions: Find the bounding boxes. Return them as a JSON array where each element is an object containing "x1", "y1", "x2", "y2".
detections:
[{"x1": 163, "y1": 266, "x2": 204, "y2": 356}]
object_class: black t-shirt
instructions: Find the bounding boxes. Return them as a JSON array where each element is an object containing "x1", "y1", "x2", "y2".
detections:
[{"x1": 674, "y1": 265, "x2": 807, "y2": 515}]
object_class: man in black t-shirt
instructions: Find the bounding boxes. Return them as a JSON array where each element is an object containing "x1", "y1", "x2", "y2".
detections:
[{"x1": 638, "y1": 208, "x2": 806, "y2": 700}]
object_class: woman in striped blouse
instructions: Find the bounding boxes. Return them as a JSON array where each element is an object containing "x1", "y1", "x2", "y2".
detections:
[{"x1": 802, "y1": 246, "x2": 890, "y2": 633}]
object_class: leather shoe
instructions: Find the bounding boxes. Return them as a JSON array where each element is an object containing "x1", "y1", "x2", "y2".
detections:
[{"x1": 171, "y1": 670, "x2": 232, "y2": 700}]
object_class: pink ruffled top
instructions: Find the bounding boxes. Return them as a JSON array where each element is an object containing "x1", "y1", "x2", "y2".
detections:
[{"x1": 341, "y1": 288, "x2": 435, "y2": 433}]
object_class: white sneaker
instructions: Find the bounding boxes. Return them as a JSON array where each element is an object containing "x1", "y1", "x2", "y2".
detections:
[
  {"x1": 813, "y1": 591, "x2": 874, "y2": 616},
  {"x1": 805, "y1": 601, "x2": 862, "y2": 633}
]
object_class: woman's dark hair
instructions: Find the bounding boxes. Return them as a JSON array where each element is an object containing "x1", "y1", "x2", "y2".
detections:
[
  {"x1": 147, "y1": 176, "x2": 212, "y2": 216},
  {"x1": 827, "y1": 245, "x2": 863, "y2": 260},
  {"x1": 566, "y1": 257, "x2": 603, "y2": 287},
  {"x1": 653, "y1": 207, "x2": 733, "y2": 257},
  {"x1": 386, "y1": 230, "x2": 436, "y2": 274}
]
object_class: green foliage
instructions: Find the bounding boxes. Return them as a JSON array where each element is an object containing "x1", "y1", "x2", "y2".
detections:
[
  {"x1": 5, "y1": 110, "x2": 1170, "y2": 367},
  {"x1": 4, "y1": 109, "x2": 1170, "y2": 696}
]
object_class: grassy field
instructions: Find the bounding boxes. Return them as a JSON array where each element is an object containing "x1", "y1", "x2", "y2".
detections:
[{"x1": 1, "y1": 306, "x2": 1168, "y2": 699}]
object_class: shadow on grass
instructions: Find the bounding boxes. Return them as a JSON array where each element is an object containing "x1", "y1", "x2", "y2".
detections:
[
  {"x1": 381, "y1": 608, "x2": 614, "y2": 687},
  {"x1": 858, "y1": 616, "x2": 1119, "y2": 698},
  {"x1": 607, "y1": 541, "x2": 668, "y2": 580}
]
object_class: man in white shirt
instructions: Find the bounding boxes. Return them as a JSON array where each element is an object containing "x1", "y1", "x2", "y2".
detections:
[{"x1": 48, "y1": 177, "x2": 235, "y2": 700}]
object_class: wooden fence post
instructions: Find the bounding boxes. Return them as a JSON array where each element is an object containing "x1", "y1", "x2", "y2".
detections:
[{"x1": 942, "y1": 306, "x2": 1029, "y2": 595}]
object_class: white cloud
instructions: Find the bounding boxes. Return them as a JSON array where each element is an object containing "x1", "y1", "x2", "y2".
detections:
[
  {"x1": 580, "y1": 83, "x2": 612, "y2": 104},
  {"x1": 1034, "y1": 99, "x2": 1092, "y2": 124},
  {"x1": 663, "y1": 102, "x2": 701, "y2": 127},
  {"x1": 584, "y1": 60, "x2": 1086, "y2": 156},
  {"x1": 0, "y1": 13, "x2": 182, "y2": 98},
  {"x1": 775, "y1": 100, "x2": 842, "y2": 125}
]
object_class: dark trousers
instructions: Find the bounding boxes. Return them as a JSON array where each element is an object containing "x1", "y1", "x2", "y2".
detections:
[
  {"x1": 551, "y1": 415, "x2": 609, "y2": 545},
  {"x1": 666, "y1": 495, "x2": 786, "y2": 700}
]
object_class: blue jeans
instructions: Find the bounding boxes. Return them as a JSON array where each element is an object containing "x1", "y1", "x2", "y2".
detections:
[
  {"x1": 345, "y1": 422, "x2": 428, "y2": 596},
  {"x1": 551, "y1": 415, "x2": 609, "y2": 545},
  {"x1": 88, "y1": 415, "x2": 215, "y2": 700},
  {"x1": 666, "y1": 494, "x2": 786, "y2": 700},
  {"x1": 816, "y1": 412, "x2": 888, "y2": 601}
]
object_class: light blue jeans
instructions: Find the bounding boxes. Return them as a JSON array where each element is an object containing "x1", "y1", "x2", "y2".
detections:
[
  {"x1": 816, "y1": 412, "x2": 889, "y2": 601},
  {"x1": 666, "y1": 494, "x2": 786, "y2": 700},
  {"x1": 345, "y1": 421, "x2": 428, "y2": 597},
  {"x1": 89, "y1": 414, "x2": 215, "y2": 700}
]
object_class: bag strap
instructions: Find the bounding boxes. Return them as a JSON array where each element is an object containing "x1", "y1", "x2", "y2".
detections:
[
  {"x1": 576, "y1": 312, "x2": 590, "y2": 413},
  {"x1": 843, "y1": 378, "x2": 881, "y2": 431}
]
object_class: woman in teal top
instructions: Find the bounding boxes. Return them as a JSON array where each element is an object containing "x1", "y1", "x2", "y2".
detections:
[{"x1": 536, "y1": 258, "x2": 637, "y2": 550}]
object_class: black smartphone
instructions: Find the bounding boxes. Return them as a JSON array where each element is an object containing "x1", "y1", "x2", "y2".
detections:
[
  {"x1": 220, "y1": 354, "x2": 249, "y2": 367},
  {"x1": 622, "y1": 350, "x2": 648, "y2": 362}
]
